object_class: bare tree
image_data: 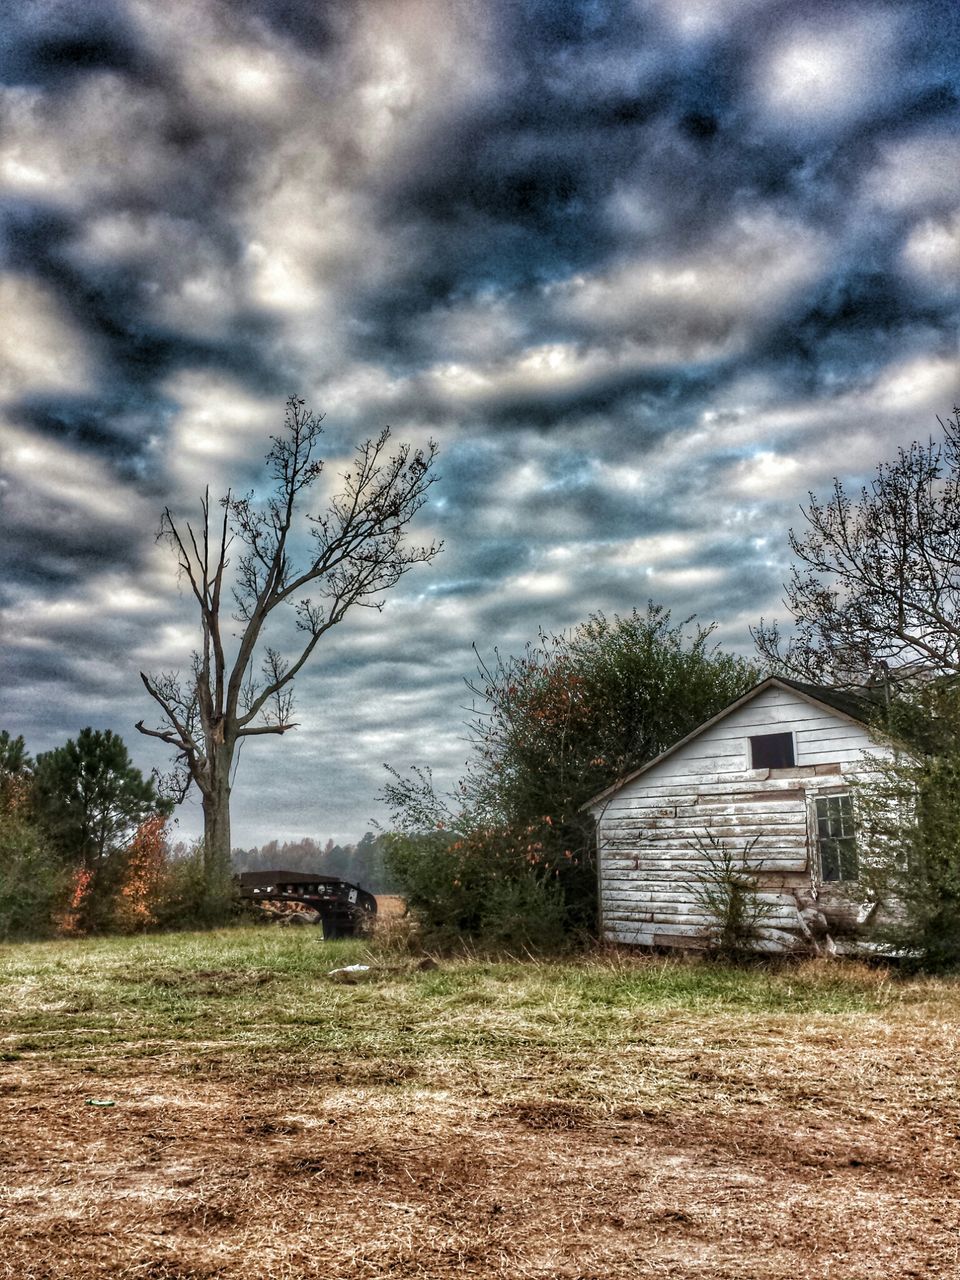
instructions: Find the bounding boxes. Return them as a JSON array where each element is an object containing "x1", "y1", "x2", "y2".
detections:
[
  {"x1": 136, "y1": 397, "x2": 440, "y2": 891},
  {"x1": 753, "y1": 409, "x2": 960, "y2": 690}
]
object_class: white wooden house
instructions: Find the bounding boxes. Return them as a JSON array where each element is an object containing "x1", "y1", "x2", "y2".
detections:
[{"x1": 584, "y1": 677, "x2": 888, "y2": 952}]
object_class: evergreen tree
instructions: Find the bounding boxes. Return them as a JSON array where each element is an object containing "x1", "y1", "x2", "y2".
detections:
[
  {"x1": 0, "y1": 743, "x2": 68, "y2": 940},
  {"x1": 33, "y1": 729, "x2": 170, "y2": 929},
  {"x1": 0, "y1": 731, "x2": 32, "y2": 780},
  {"x1": 34, "y1": 729, "x2": 167, "y2": 868}
]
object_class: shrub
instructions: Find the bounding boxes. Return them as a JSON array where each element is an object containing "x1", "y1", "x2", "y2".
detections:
[
  {"x1": 855, "y1": 689, "x2": 960, "y2": 971},
  {"x1": 476, "y1": 872, "x2": 572, "y2": 952},
  {"x1": 150, "y1": 844, "x2": 238, "y2": 931},
  {"x1": 383, "y1": 830, "x2": 490, "y2": 943},
  {"x1": 0, "y1": 796, "x2": 70, "y2": 940},
  {"x1": 109, "y1": 815, "x2": 170, "y2": 933},
  {"x1": 688, "y1": 833, "x2": 774, "y2": 961},
  {"x1": 384, "y1": 823, "x2": 575, "y2": 952}
]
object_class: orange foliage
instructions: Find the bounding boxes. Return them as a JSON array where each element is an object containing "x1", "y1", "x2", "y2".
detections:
[
  {"x1": 55, "y1": 815, "x2": 170, "y2": 935},
  {"x1": 54, "y1": 868, "x2": 94, "y2": 935},
  {"x1": 69, "y1": 867, "x2": 93, "y2": 910},
  {"x1": 0, "y1": 773, "x2": 30, "y2": 816},
  {"x1": 114, "y1": 814, "x2": 169, "y2": 930}
]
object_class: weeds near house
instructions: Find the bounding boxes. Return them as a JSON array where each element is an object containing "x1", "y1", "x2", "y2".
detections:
[{"x1": 688, "y1": 832, "x2": 775, "y2": 959}]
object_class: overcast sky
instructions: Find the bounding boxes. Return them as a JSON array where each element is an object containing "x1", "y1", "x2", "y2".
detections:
[{"x1": 1, "y1": 0, "x2": 958, "y2": 846}]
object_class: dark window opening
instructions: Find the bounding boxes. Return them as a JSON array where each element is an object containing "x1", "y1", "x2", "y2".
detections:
[
  {"x1": 750, "y1": 732, "x2": 795, "y2": 769},
  {"x1": 816, "y1": 793, "x2": 858, "y2": 882}
]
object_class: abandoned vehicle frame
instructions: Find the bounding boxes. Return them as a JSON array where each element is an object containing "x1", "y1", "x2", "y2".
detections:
[{"x1": 237, "y1": 870, "x2": 378, "y2": 938}]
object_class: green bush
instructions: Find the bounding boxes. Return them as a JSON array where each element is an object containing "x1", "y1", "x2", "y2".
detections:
[
  {"x1": 476, "y1": 872, "x2": 572, "y2": 952},
  {"x1": 383, "y1": 830, "x2": 487, "y2": 942},
  {"x1": 0, "y1": 810, "x2": 70, "y2": 940},
  {"x1": 854, "y1": 684, "x2": 960, "y2": 971},
  {"x1": 384, "y1": 826, "x2": 574, "y2": 952},
  {"x1": 150, "y1": 844, "x2": 238, "y2": 931},
  {"x1": 858, "y1": 756, "x2": 960, "y2": 970}
]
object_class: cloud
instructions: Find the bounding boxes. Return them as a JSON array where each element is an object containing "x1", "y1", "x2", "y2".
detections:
[
  {"x1": 0, "y1": 273, "x2": 93, "y2": 396},
  {"x1": 900, "y1": 212, "x2": 960, "y2": 294},
  {"x1": 0, "y1": 0, "x2": 150, "y2": 90},
  {"x1": 159, "y1": 370, "x2": 278, "y2": 492},
  {"x1": 754, "y1": 10, "x2": 901, "y2": 131},
  {"x1": 864, "y1": 129, "x2": 960, "y2": 214},
  {"x1": 553, "y1": 211, "x2": 829, "y2": 354},
  {"x1": 647, "y1": 0, "x2": 780, "y2": 42},
  {"x1": 0, "y1": 0, "x2": 958, "y2": 844}
]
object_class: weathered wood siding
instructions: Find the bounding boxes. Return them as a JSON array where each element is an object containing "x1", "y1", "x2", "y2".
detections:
[{"x1": 591, "y1": 684, "x2": 885, "y2": 949}]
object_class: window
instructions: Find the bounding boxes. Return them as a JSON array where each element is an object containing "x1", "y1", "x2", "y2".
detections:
[
  {"x1": 749, "y1": 732, "x2": 795, "y2": 769},
  {"x1": 815, "y1": 793, "x2": 858, "y2": 882}
]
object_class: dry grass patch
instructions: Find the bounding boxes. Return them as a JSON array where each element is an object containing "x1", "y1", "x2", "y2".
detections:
[
  {"x1": 374, "y1": 894, "x2": 407, "y2": 918},
  {"x1": 1, "y1": 931, "x2": 959, "y2": 1277}
]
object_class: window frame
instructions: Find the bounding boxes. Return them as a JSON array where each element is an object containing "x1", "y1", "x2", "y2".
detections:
[
  {"x1": 748, "y1": 730, "x2": 796, "y2": 770},
  {"x1": 814, "y1": 791, "x2": 859, "y2": 883}
]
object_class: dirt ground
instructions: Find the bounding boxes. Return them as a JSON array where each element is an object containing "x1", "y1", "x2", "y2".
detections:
[{"x1": 3, "y1": 1020, "x2": 959, "y2": 1280}]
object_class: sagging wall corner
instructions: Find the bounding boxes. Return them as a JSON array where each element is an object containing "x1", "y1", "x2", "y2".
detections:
[{"x1": 585, "y1": 677, "x2": 891, "y2": 953}]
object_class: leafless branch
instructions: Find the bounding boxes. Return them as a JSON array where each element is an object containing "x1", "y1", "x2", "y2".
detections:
[
  {"x1": 753, "y1": 408, "x2": 960, "y2": 688},
  {"x1": 137, "y1": 395, "x2": 441, "y2": 851}
]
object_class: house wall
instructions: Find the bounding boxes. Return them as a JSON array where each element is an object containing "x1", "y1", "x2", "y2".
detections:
[{"x1": 591, "y1": 683, "x2": 886, "y2": 950}]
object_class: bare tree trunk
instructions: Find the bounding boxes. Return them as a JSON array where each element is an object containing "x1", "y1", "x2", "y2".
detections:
[
  {"x1": 201, "y1": 744, "x2": 234, "y2": 901},
  {"x1": 137, "y1": 399, "x2": 441, "y2": 891}
]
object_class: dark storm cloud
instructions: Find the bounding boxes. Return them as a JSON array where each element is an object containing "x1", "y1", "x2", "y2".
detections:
[
  {"x1": 14, "y1": 393, "x2": 149, "y2": 459},
  {"x1": 1, "y1": 0, "x2": 958, "y2": 841},
  {"x1": 227, "y1": 0, "x2": 346, "y2": 54},
  {"x1": 748, "y1": 276, "x2": 955, "y2": 396},
  {"x1": 356, "y1": 21, "x2": 765, "y2": 328},
  {"x1": 0, "y1": 517, "x2": 144, "y2": 593},
  {"x1": 348, "y1": 0, "x2": 959, "y2": 379},
  {"x1": 2, "y1": 197, "x2": 283, "y2": 404},
  {"x1": 349, "y1": 16, "x2": 775, "y2": 352},
  {"x1": 484, "y1": 368, "x2": 722, "y2": 434},
  {"x1": 430, "y1": 435, "x2": 695, "y2": 555},
  {"x1": 0, "y1": 4, "x2": 295, "y2": 506},
  {"x1": 0, "y1": 0, "x2": 151, "y2": 88},
  {"x1": 1, "y1": 629, "x2": 135, "y2": 693}
]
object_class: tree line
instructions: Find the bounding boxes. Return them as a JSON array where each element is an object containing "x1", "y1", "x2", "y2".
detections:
[
  {"x1": 6, "y1": 398, "x2": 960, "y2": 966},
  {"x1": 233, "y1": 832, "x2": 400, "y2": 894},
  {"x1": 0, "y1": 727, "x2": 174, "y2": 938}
]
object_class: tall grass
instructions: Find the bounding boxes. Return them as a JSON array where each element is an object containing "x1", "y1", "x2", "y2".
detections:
[{"x1": 1, "y1": 927, "x2": 936, "y2": 1077}]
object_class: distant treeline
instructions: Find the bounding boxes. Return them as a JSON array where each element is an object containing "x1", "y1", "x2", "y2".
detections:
[{"x1": 231, "y1": 831, "x2": 400, "y2": 895}]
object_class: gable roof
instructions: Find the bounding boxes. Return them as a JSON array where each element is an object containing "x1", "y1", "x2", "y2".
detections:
[
  {"x1": 581, "y1": 676, "x2": 880, "y2": 812},
  {"x1": 773, "y1": 678, "x2": 881, "y2": 725}
]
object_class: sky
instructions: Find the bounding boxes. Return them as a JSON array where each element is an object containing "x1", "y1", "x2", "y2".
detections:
[{"x1": 1, "y1": 0, "x2": 958, "y2": 847}]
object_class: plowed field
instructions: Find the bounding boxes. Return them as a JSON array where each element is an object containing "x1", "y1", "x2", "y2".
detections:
[{"x1": 1, "y1": 930, "x2": 957, "y2": 1279}]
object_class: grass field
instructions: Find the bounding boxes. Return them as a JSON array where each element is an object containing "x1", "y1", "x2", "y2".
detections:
[{"x1": 1, "y1": 926, "x2": 959, "y2": 1279}]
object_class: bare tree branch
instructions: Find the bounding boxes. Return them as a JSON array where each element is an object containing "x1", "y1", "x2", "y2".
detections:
[
  {"x1": 753, "y1": 408, "x2": 960, "y2": 688},
  {"x1": 236, "y1": 723, "x2": 300, "y2": 738},
  {"x1": 136, "y1": 395, "x2": 441, "y2": 884}
]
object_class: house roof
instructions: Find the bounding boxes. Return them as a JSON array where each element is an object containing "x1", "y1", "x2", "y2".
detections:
[
  {"x1": 581, "y1": 675, "x2": 881, "y2": 812},
  {"x1": 774, "y1": 677, "x2": 881, "y2": 725}
]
